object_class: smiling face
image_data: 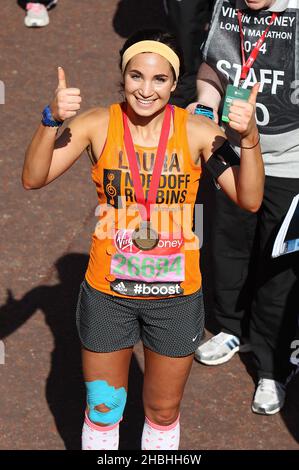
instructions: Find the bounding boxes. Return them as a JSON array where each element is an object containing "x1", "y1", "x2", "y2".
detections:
[
  {"x1": 123, "y1": 52, "x2": 177, "y2": 117},
  {"x1": 244, "y1": 0, "x2": 275, "y2": 10}
]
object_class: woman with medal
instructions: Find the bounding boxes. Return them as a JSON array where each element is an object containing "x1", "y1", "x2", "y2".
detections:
[
  {"x1": 189, "y1": 0, "x2": 299, "y2": 416},
  {"x1": 22, "y1": 29, "x2": 263, "y2": 450}
]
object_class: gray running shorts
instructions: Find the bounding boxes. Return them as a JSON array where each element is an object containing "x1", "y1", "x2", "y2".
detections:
[{"x1": 76, "y1": 278, "x2": 205, "y2": 357}]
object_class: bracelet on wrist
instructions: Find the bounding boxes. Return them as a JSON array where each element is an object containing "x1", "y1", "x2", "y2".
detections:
[
  {"x1": 240, "y1": 134, "x2": 260, "y2": 149},
  {"x1": 41, "y1": 105, "x2": 63, "y2": 127}
]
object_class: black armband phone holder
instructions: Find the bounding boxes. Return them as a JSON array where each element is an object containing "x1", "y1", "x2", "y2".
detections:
[{"x1": 205, "y1": 140, "x2": 240, "y2": 180}]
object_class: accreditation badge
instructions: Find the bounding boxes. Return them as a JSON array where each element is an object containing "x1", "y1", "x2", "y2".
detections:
[
  {"x1": 132, "y1": 220, "x2": 159, "y2": 251},
  {"x1": 222, "y1": 85, "x2": 250, "y2": 123}
]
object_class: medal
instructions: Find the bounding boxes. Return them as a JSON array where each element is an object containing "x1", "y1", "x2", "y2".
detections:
[
  {"x1": 123, "y1": 104, "x2": 172, "y2": 250},
  {"x1": 132, "y1": 220, "x2": 159, "y2": 251}
]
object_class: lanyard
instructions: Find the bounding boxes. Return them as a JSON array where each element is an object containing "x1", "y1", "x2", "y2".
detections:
[
  {"x1": 123, "y1": 104, "x2": 172, "y2": 222},
  {"x1": 237, "y1": 10, "x2": 278, "y2": 82}
]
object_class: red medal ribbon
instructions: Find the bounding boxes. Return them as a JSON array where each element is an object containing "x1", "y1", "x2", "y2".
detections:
[
  {"x1": 123, "y1": 104, "x2": 172, "y2": 222},
  {"x1": 237, "y1": 10, "x2": 278, "y2": 81}
]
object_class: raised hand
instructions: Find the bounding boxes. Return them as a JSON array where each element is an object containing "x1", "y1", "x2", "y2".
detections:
[
  {"x1": 50, "y1": 67, "x2": 82, "y2": 122},
  {"x1": 228, "y1": 83, "x2": 260, "y2": 139}
]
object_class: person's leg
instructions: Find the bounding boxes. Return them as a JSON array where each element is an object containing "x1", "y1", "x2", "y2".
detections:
[
  {"x1": 26, "y1": 1, "x2": 57, "y2": 7},
  {"x1": 251, "y1": 177, "x2": 299, "y2": 404},
  {"x1": 212, "y1": 188, "x2": 258, "y2": 337},
  {"x1": 82, "y1": 347, "x2": 133, "y2": 450},
  {"x1": 142, "y1": 348, "x2": 194, "y2": 450},
  {"x1": 75, "y1": 279, "x2": 141, "y2": 449},
  {"x1": 19, "y1": 0, "x2": 57, "y2": 8},
  {"x1": 22, "y1": 0, "x2": 57, "y2": 28}
]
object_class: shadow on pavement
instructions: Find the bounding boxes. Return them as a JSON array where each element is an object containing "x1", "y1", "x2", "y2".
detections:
[
  {"x1": 113, "y1": 0, "x2": 169, "y2": 38},
  {"x1": 0, "y1": 252, "x2": 144, "y2": 449}
]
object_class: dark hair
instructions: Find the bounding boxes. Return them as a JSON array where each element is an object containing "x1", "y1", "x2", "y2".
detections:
[{"x1": 119, "y1": 29, "x2": 184, "y2": 80}]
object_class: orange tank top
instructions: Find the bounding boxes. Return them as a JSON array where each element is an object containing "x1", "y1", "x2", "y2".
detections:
[{"x1": 85, "y1": 103, "x2": 202, "y2": 299}]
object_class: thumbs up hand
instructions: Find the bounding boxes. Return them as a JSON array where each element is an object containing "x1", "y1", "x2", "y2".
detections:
[
  {"x1": 50, "y1": 67, "x2": 82, "y2": 122},
  {"x1": 228, "y1": 82, "x2": 260, "y2": 140}
]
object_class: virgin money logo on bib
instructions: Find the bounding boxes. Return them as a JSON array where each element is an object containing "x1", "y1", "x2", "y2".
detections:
[{"x1": 114, "y1": 229, "x2": 184, "y2": 255}]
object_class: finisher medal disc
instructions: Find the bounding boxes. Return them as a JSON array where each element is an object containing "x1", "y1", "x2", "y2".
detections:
[{"x1": 132, "y1": 221, "x2": 159, "y2": 251}]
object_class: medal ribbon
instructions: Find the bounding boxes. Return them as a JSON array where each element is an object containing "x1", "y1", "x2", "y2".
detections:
[
  {"x1": 123, "y1": 104, "x2": 172, "y2": 222},
  {"x1": 237, "y1": 10, "x2": 278, "y2": 82}
]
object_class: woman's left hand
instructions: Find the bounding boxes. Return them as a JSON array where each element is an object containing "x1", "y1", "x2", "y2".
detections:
[{"x1": 228, "y1": 83, "x2": 260, "y2": 139}]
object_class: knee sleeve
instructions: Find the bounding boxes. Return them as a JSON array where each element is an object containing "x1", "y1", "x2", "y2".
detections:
[{"x1": 85, "y1": 380, "x2": 127, "y2": 425}]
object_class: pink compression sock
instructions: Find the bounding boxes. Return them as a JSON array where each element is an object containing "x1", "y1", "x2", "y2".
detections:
[
  {"x1": 141, "y1": 415, "x2": 180, "y2": 450},
  {"x1": 82, "y1": 412, "x2": 120, "y2": 450}
]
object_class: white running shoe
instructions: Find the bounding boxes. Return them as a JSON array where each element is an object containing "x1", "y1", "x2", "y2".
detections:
[
  {"x1": 252, "y1": 378, "x2": 286, "y2": 415},
  {"x1": 194, "y1": 331, "x2": 251, "y2": 365},
  {"x1": 24, "y1": 3, "x2": 49, "y2": 27}
]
